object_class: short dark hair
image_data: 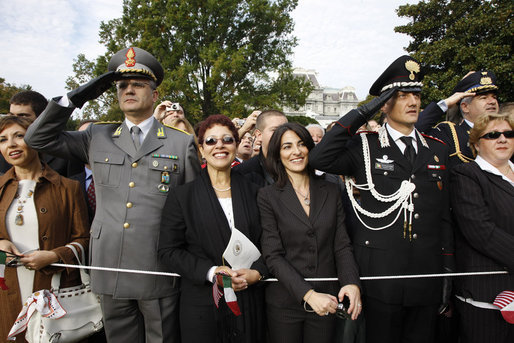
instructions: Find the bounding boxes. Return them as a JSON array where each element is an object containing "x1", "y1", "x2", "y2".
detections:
[
  {"x1": 9, "y1": 91, "x2": 48, "y2": 117},
  {"x1": 265, "y1": 122, "x2": 315, "y2": 188},
  {"x1": 197, "y1": 114, "x2": 240, "y2": 145},
  {"x1": 255, "y1": 109, "x2": 286, "y2": 131},
  {"x1": 0, "y1": 115, "x2": 34, "y2": 134}
]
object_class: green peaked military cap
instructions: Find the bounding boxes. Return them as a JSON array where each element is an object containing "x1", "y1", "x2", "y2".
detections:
[{"x1": 108, "y1": 47, "x2": 164, "y2": 86}]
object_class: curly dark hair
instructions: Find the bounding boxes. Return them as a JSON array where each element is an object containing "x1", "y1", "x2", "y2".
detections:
[
  {"x1": 265, "y1": 122, "x2": 315, "y2": 188},
  {"x1": 197, "y1": 114, "x2": 240, "y2": 145}
]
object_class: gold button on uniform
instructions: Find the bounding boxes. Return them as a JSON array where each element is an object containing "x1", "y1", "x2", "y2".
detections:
[
  {"x1": 123, "y1": 222, "x2": 130, "y2": 229},
  {"x1": 126, "y1": 202, "x2": 133, "y2": 208},
  {"x1": 132, "y1": 162, "x2": 138, "y2": 168},
  {"x1": 164, "y1": 166, "x2": 168, "y2": 170},
  {"x1": 129, "y1": 182, "x2": 135, "y2": 188},
  {"x1": 105, "y1": 158, "x2": 109, "y2": 162}
]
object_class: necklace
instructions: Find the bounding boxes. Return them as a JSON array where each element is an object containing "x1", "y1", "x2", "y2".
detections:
[
  {"x1": 14, "y1": 188, "x2": 35, "y2": 226},
  {"x1": 212, "y1": 185, "x2": 231, "y2": 192},
  {"x1": 293, "y1": 187, "x2": 310, "y2": 206}
]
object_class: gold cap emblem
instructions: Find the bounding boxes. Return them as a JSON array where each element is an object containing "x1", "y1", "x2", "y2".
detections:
[
  {"x1": 480, "y1": 72, "x2": 492, "y2": 85},
  {"x1": 405, "y1": 60, "x2": 420, "y2": 81},
  {"x1": 125, "y1": 47, "x2": 136, "y2": 67}
]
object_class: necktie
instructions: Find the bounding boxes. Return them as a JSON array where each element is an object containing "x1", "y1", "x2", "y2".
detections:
[
  {"x1": 131, "y1": 126, "x2": 142, "y2": 150},
  {"x1": 400, "y1": 136, "x2": 416, "y2": 165},
  {"x1": 86, "y1": 178, "x2": 96, "y2": 214}
]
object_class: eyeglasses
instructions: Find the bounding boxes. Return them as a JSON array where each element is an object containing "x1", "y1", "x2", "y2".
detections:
[
  {"x1": 204, "y1": 136, "x2": 236, "y2": 146},
  {"x1": 479, "y1": 130, "x2": 514, "y2": 140},
  {"x1": 116, "y1": 81, "x2": 150, "y2": 90}
]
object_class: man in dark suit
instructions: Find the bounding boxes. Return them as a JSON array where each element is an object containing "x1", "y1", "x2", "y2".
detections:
[
  {"x1": 310, "y1": 55, "x2": 454, "y2": 343},
  {"x1": 69, "y1": 119, "x2": 98, "y2": 225},
  {"x1": 3, "y1": 90, "x2": 82, "y2": 176},
  {"x1": 416, "y1": 71, "x2": 500, "y2": 169},
  {"x1": 25, "y1": 47, "x2": 200, "y2": 343},
  {"x1": 234, "y1": 109, "x2": 287, "y2": 187}
]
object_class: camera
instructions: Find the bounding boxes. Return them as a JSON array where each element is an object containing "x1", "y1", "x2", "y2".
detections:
[
  {"x1": 335, "y1": 297, "x2": 351, "y2": 320},
  {"x1": 166, "y1": 103, "x2": 181, "y2": 112}
]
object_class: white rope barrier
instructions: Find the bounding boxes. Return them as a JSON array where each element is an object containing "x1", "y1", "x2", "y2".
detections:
[{"x1": 50, "y1": 263, "x2": 508, "y2": 281}]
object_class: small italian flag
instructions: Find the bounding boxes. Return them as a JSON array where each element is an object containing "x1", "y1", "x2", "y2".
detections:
[
  {"x1": 214, "y1": 273, "x2": 241, "y2": 316},
  {"x1": 0, "y1": 251, "x2": 9, "y2": 290}
]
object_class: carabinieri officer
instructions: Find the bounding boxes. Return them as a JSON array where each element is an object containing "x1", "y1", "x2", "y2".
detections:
[
  {"x1": 309, "y1": 56, "x2": 454, "y2": 343},
  {"x1": 25, "y1": 47, "x2": 200, "y2": 343}
]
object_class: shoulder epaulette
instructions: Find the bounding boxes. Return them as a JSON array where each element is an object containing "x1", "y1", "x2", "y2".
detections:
[
  {"x1": 94, "y1": 121, "x2": 122, "y2": 125},
  {"x1": 356, "y1": 130, "x2": 378, "y2": 134},
  {"x1": 162, "y1": 123, "x2": 191, "y2": 135},
  {"x1": 420, "y1": 133, "x2": 446, "y2": 145}
]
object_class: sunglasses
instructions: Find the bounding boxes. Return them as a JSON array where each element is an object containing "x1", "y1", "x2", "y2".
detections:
[
  {"x1": 116, "y1": 81, "x2": 151, "y2": 90},
  {"x1": 204, "y1": 136, "x2": 236, "y2": 146},
  {"x1": 479, "y1": 130, "x2": 514, "y2": 140}
]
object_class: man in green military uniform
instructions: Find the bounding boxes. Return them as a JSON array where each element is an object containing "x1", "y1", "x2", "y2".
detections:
[{"x1": 25, "y1": 47, "x2": 200, "y2": 343}]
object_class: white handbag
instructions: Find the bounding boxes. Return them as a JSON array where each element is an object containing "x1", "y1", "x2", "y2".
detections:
[{"x1": 25, "y1": 242, "x2": 103, "y2": 343}]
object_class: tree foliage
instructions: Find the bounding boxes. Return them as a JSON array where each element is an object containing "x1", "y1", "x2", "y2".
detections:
[
  {"x1": 67, "y1": 0, "x2": 313, "y2": 122},
  {"x1": 286, "y1": 115, "x2": 318, "y2": 126},
  {"x1": 395, "y1": 0, "x2": 513, "y2": 105},
  {"x1": 0, "y1": 77, "x2": 32, "y2": 114}
]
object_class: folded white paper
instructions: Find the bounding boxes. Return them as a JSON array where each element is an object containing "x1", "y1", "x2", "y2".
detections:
[{"x1": 222, "y1": 227, "x2": 261, "y2": 270}]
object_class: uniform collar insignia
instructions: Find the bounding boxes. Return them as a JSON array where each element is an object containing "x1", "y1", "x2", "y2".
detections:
[
  {"x1": 113, "y1": 126, "x2": 123, "y2": 137},
  {"x1": 157, "y1": 126, "x2": 166, "y2": 138},
  {"x1": 417, "y1": 129, "x2": 429, "y2": 148},
  {"x1": 378, "y1": 126, "x2": 391, "y2": 148}
]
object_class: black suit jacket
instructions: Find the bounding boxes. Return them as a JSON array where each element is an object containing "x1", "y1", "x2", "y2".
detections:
[
  {"x1": 450, "y1": 161, "x2": 514, "y2": 302},
  {"x1": 309, "y1": 111, "x2": 454, "y2": 306},
  {"x1": 158, "y1": 168, "x2": 268, "y2": 306},
  {"x1": 233, "y1": 151, "x2": 274, "y2": 187},
  {"x1": 258, "y1": 176, "x2": 360, "y2": 308}
]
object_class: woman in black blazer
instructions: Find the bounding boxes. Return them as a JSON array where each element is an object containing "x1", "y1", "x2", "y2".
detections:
[
  {"x1": 451, "y1": 111, "x2": 514, "y2": 343},
  {"x1": 258, "y1": 122, "x2": 361, "y2": 343},
  {"x1": 159, "y1": 115, "x2": 267, "y2": 343}
]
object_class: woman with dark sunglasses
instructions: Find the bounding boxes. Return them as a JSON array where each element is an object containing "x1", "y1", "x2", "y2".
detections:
[
  {"x1": 159, "y1": 114, "x2": 267, "y2": 343},
  {"x1": 450, "y1": 110, "x2": 514, "y2": 343},
  {"x1": 258, "y1": 123, "x2": 361, "y2": 343}
]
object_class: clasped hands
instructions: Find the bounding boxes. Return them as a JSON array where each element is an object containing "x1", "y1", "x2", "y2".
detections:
[
  {"x1": 0, "y1": 239, "x2": 58, "y2": 271},
  {"x1": 303, "y1": 284, "x2": 362, "y2": 320},
  {"x1": 214, "y1": 266, "x2": 261, "y2": 292}
]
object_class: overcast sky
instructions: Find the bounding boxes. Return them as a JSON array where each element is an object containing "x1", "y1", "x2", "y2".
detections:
[{"x1": 0, "y1": 0, "x2": 417, "y2": 101}]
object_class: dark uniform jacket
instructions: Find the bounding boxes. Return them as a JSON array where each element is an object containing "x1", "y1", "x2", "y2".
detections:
[
  {"x1": 416, "y1": 102, "x2": 474, "y2": 169},
  {"x1": 24, "y1": 98, "x2": 200, "y2": 299},
  {"x1": 450, "y1": 161, "x2": 514, "y2": 303},
  {"x1": 310, "y1": 112, "x2": 454, "y2": 306}
]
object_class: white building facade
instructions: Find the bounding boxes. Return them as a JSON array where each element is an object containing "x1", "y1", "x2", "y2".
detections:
[{"x1": 283, "y1": 68, "x2": 360, "y2": 128}]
